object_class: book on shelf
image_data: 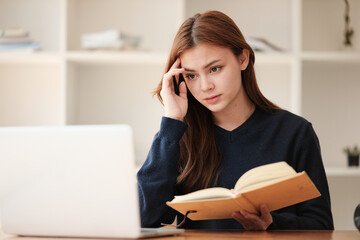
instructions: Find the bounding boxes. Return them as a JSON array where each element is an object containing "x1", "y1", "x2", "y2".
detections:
[
  {"x1": 0, "y1": 28, "x2": 28, "y2": 38},
  {"x1": 81, "y1": 29, "x2": 141, "y2": 50},
  {"x1": 0, "y1": 37, "x2": 32, "y2": 44},
  {"x1": 166, "y1": 161, "x2": 320, "y2": 220},
  {"x1": 0, "y1": 43, "x2": 41, "y2": 52},
  {"x1": 0, "y1": 27, "x2": 41, "y2": 52}
]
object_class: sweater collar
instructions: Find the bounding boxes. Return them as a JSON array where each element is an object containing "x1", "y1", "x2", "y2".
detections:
[{"x1": 214, "y1": 107, "x2": 263, "y2": 142}]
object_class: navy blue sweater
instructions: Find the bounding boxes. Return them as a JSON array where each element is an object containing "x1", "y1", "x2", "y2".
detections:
[{"x1": 137, "y1": 108, "x2": 334, "y2": 230}]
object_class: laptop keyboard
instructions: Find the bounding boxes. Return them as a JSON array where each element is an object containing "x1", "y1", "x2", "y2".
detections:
[{"x1": 141, "y1": 228, "x2": 162, "y2": 233}]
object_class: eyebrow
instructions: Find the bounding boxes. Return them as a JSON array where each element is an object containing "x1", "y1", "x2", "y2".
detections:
[{"x1": 183, "y1": 59, "x2": 221, "y2": 72}]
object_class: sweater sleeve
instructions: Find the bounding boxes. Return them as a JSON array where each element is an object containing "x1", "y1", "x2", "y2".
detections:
[
  {"x1": 269, "y1": 123, "x2": 334, "y2": 230},
  {"x1": 137, "y1": 117, "x2": 187, "y2": 227}
]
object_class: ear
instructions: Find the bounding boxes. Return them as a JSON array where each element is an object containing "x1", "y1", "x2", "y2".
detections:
[{"x1": 238, "y1": 49, "x2": 250, "y2": 71}]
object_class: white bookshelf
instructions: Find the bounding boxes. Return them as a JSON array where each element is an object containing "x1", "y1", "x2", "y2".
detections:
[
  {"x1": 1, "y1": 0, "x2": 359, "y2": 167},
  {"x1": 1, "y1": 0, "x2": 360, "y2": 229},
  {"x1": 326, "y1": 167, "x2": 360, "y2": 176}
]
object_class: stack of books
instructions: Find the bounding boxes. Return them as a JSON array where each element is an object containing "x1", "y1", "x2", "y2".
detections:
[
  {"x1": 81, "y1": 29, "x2": 141, "y2": 50},
  {"x1": 0, "y1": 28, "x2": 41, "y2": 52}
]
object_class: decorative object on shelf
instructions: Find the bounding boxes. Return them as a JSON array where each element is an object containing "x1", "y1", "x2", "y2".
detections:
[
  {"x1": 355, "y1": 204, "x2": 360, "y2": 231},
  {"x1": 343, "y1": 0, "x2": 354, "y2": 49},
  {"x1": 246, "y1": 37, "x2": 284, "y2": 52},
  {"x1": 81, "y1": 29, "x2": 141, "y2": 51},
  {"x1": 343, "y1": 145, "x2": 359, "y2": 167}
]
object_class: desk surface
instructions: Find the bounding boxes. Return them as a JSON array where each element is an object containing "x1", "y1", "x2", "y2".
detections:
[{"x1": 1, "y1": 230, "x2": 359, "y2": 240}]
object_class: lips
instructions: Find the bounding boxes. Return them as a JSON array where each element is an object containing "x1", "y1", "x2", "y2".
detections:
[{"x1": 204, "y1": 94, "x2": 221, "y2": 104}]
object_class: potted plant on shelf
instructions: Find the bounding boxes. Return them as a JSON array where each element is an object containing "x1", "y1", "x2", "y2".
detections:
[
  {"x1": 343, "y1": 145, "x2": 359, "y2": 167},
  {"x1": 343, "y1": 0, "x2": 354, "y2": 49}
]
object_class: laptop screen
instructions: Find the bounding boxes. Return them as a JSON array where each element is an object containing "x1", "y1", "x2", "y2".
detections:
[{"x1": 0, "y1": 125, "x2": 143, "y2": 238}]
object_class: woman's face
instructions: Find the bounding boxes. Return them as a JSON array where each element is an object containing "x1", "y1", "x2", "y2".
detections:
[{"x1": 180, "y1": 43, "x2": 249, "y2": 115}]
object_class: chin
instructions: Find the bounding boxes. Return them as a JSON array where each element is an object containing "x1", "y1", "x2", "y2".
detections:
[{"x1": 204, "y1": 103, "x2": 226, "y2": 113}]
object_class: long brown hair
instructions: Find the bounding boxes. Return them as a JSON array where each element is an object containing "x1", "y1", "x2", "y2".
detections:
[{"x1": 154, "y1": 11, "x2": 281, "y2": 193}]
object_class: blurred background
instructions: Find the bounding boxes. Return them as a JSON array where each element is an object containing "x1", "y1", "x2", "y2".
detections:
[{"x1": 0, "y1": 0, "x2": 359, "y2": 230}]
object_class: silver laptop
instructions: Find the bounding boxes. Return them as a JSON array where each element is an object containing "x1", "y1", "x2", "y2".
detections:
[{"x1": 0, "y1": 125, "x2": 183, "y2": 238}]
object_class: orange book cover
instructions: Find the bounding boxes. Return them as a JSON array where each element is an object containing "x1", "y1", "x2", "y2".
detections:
[{"x1": 166, "y1": 162, "x2": 320, "y2": 220}]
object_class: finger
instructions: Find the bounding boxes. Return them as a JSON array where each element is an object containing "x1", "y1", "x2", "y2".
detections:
[
  {"x1": 164, "y1": 68, "x2": 185, "y2": 79},
  {"x1": 169, "y1": 58, "x2": 181, "y2": 70},
  {"x1": 232, "y1": 212, "x2": 251, "y2": 226},
  {"x1": 232, "y1": 211, "x2": 242, "y2": 221},
  {"x1": 232, "y1": 212, "x2": 247, "y2": 226},
  {"x1": 232, "y1": 212, "x2": 255, "y2": 230},
  {"x1": 240, "y1": 210, "x2": 267, "y2": 230},
  {"x1": 162, "y1": 69, "x2": 185, "y2": 93},
  {"x1": 169, "y1": 58, "x2": 182, "y2": 85},
  {"x1": 259, "y1": 204, "x2": 273, "y2": 225},
  {"x1": 178, "y1": 81, "x2": 187, "y2": 98}
]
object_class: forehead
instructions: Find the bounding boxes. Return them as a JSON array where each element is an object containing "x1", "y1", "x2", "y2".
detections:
[{"x1": 180, "y1": 43, "x2": 234, "y2": 68}]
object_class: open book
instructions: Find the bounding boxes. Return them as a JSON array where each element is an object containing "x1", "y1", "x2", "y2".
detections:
[{"x1": 166, "y1": 161, "x2": 320, "y2": 220}]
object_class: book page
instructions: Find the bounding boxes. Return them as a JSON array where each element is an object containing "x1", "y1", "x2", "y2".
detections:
[
  {"x1": 234, "y1": 161, "x2": 296, "y2": 194},
  {"x1": 171, "y1": 187, "x2": 235, "y2": 203},
  {"x1": 167, "y1": 195, "x2": 257, "y2": 220},
  {"x1": 238, "y1": 173, "x2": 301, "y2": 193}
]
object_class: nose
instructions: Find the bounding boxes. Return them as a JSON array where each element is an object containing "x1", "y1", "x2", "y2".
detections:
[{"x1": 200, "y1": 76, "x2": 214, "y2": 92}]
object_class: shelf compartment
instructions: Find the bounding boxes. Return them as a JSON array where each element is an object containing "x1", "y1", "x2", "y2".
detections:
[
  {"x1": 301, "y1": 61, "x2": 360, "y2": 167},
  {"x1": 0, "y1": 63, "x2": 63, "y2": 126},
  {"x1": 185, "y1": 0, "x2": 293, "y2": 52},
  {"x1": 0, "y1": 0, "x2": 61, "y2": 51},
  {"x1": 66, "y1": 0, "x2": 182, "y2": 52},
  {"x1": 302, "y1": 0, "x2": 360, "y2": 51},
  {"x1": 327, "y1": 175, "x2": 360, "y2": 230},
  {"x1": 65, "y1": 62, "x2": 165, "y2": 164},
  {"x1": 254, "y1": 62, "x2": 293, "y2": 111}
]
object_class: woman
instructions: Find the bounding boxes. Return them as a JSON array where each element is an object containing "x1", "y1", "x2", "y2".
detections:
[{"x1": 137, "y1": 10, "x2": 333, "y2": 230}]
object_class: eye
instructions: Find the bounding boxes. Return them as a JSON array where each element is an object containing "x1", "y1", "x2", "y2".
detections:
[
  {"x1": 185, "y1": 74, "x2": 197, "y2": 80},
  {"x1": 210, "y1": 66, "x2": 222, "y2": 73}
]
